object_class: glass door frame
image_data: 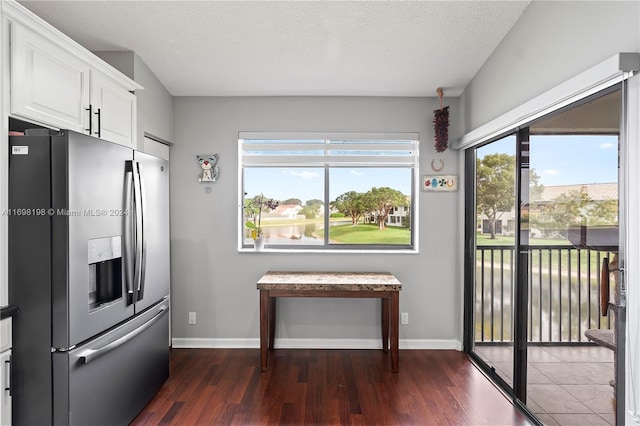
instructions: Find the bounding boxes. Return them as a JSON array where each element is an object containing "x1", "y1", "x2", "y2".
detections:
[
  {"x1": 463, "y1": 128, "x2": 532, "y2": 405},
  {"x1": 464, "y1": 86, "x2": 627, "y2": 423},
  {"x1": 513, "y1": 127, "x2": 530, "y2": 402}
]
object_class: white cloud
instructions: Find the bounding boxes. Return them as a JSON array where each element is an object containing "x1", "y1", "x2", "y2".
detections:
[
  {"x1": 600, "y1": 142, "x2": 615, "y2": 149},
  {"x1": 289, "y1": 171, "x2": 320, "y2": 180},
  {"x1": 350, "y1": 170, "x2": 365, "y2": 176},
  {"x1": 545, "y1": 169, "x2": 559, "y2": 176}
]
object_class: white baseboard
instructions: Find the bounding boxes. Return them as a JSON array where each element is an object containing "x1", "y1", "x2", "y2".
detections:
[
  {"x1": 171, "y1": 337, "x2": 462, "y2": 351},
  {"x1": 172, "y1": 338, "x2": 256, "y2": 348}
]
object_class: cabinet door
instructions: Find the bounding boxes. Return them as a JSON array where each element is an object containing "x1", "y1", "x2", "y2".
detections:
[
  {"x1": 11, "y1": 24, "x2": 90, "y2": 132},
  {"x1": 0, "y1": 319, "x2": 10, "y2": 354},
  {"x1": 90, "y1": 71, "x2": 136, "y2": 148},
  {"x1": 0, "y1": 349, "x2": 10, "y2": 426}
]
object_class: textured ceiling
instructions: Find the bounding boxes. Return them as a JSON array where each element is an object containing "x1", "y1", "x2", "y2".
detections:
[{"x1": 18, "y1": 1, "x2": 530, "y2": 97}]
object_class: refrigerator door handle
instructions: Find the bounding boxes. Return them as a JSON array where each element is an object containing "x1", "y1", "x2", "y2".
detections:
[
  {"x1": 137, "y1": 163, "x2": 148, "y2": 302},
  {"x1": 132, "y1": 161, "x2": 144, "y2": 303},
  {"x1": 124, "y1": 162, "x2": 135, "y2": 304},
  {"x1": 77, "y1": 306, "x2": 168, "y2": 365}
]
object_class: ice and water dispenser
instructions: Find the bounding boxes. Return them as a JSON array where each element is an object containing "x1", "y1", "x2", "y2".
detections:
[{"x1": 88, "y1": 236, "x2": 123, "y2": 310}]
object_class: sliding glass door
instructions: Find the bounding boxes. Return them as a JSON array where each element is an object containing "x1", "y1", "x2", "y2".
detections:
[
  {"x1": 524, "y1": 101, "x2": 620, "y2": 424},
  {"x1": 467, "y1": 134, "x2": 518, "y2": 389},
  {"x1": 465, "y1": 87, "x2": 623, "y2": 425}
]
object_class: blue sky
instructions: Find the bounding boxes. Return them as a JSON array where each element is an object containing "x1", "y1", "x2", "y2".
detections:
[
  {"x1": 477, "y1": 134, "x2": 618, "y2": 186},
  {"x1": 245, "y1": 134, "x2": 618, "y2": 203},
  {"x1": 244, "y1": 167, "x2": 411, "y2": 204}
]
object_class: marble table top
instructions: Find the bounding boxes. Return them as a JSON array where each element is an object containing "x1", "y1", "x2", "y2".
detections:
[{"x1": 256, "y1": 271, "x2": 402, "y2": 291}]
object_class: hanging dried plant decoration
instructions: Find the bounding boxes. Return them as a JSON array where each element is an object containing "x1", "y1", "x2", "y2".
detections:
[{"x1": 433, "y1": 87, "x2": 449, "y2": 153}]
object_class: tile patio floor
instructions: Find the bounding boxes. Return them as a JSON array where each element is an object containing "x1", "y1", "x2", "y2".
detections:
[{"x1": 475, "y1": 345, "x2": 615, "y2": 426}]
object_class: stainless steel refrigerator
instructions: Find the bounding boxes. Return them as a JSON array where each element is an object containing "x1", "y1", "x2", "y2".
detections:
[{"x1": 8, "y1": 129, "x2": 170, "y2": 425}]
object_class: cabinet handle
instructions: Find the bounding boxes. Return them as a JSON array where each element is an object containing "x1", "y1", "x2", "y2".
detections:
[
  {"x1": 85, "y1": 105, "x2": 93, "y2": 134},
  {"x1": 4, "y1": 357, "x2": 11, "y2": 396},
  {"x1": 94, "y1": 108, "x2": 101, "y2": 138}
]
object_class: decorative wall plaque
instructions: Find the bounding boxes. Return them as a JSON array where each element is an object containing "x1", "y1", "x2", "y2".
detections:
[{"x1": 421, "y1": 175, "x2": 457, "y2": 192}]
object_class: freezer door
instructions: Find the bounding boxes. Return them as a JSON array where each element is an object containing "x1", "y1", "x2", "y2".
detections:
[
  {"x1": 133, "y1": 151, "x2": 170, "y2": 312},
  {"x1": 53, "y1": 298, "x2": 170, "y2": 425},
  {"x1": 9, "y1": 135, "x2": 55, "y2": 426},
  {"x1": 51, "y1": 131, "x2": 135, "y2": 348}
]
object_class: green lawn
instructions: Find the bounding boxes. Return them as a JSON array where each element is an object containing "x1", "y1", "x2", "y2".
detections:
[{"x1": 317, "y1": 223, "x2": 410, "y2": 244}]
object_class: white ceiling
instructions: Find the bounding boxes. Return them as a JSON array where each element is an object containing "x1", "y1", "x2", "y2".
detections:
[{"x1": 18, "y1": 0, "x2": 530, "y2": 97}]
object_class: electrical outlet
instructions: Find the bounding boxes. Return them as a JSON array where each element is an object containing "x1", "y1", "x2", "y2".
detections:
[
  {"x1": 401, "y1": 312, "x2": 409, "y2": 325},
  {"x1": 188, "y1": 312, "x2": 196, "y2": 325}
]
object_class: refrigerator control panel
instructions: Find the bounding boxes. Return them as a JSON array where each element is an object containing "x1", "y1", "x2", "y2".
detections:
[{"x1": 88, "y1": 236, "x2": 122, "y2": 263}]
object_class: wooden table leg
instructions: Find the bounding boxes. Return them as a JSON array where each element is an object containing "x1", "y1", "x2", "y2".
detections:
[
  {"x1": 390, "y1": 291, "x2": 399, "y2": 372},
  {"x1": 381, "y1": 297, "x2": 389, "y2": 352},
  {"x1": 268, "y1": 296, "x2": 276, "y2": 351},
  {"x1": 260, "y1": 289, "x2": 269, "y2": 371}
]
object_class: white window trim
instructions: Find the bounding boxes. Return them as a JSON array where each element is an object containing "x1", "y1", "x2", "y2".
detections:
[
  {"x1": 237, "y1": 132, "x2": 420, "y2": 253},
  {"x1": 624, "y1": 73, "x2": 640, "y2": 426}
]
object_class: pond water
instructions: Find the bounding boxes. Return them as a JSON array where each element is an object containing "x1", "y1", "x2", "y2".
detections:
[{"x1": 258, "y1": 220, "x2": 351, "y2": 245}]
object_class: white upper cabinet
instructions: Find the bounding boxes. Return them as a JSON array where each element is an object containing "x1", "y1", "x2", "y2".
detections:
[
  {"x1": 11, "y1": 23, "x2": 90, "y2": 133},
  {"x1": 5, "y1": 1, "x2": 142, "y2": 147},
  {"x1": 90, "y1": 71, "x2": 137, "y2": 148}
]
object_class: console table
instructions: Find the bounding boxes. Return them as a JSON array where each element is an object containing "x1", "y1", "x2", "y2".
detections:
[{"x1": 256, "y1": 271, "x2": 402, "y2": 372}]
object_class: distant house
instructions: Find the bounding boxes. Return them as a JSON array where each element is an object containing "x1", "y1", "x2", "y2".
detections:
[
  {"x1": 386, "y1": 196, "x2": 411, "y2": 227},
  {"x1": 532, "y1": 182, "x2": 617, "y2": 205},
  {"x1": 364, "y1": 199, "x2": 410, "y2": 227},
  {"x1": 386, "y1": 205, "x2": 409, "y2": 227},
  {"x1": 478, "y1": 182, "x2": 617, "y2": 236},
  {"x1": 272, "y1": 204, "x2": 303, "y2": 219}
]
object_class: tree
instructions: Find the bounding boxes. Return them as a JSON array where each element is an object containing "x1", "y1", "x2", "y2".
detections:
[
  {"x1": 590, "y1": 199, "x2": 618, "y2": 225},
  {"x1": 529, "y1": 170, "x2": 544, "y2": 203},
  {"x1": 363, "y1": 187, "x2": 408, "y2": 230},
  {"x1": 299, "y1": 205, "x2": 319, "y2": 219},
  {"x1": 333, "y1": 191, "x2": 365, "y2": 225},
  {"x1": 306, "y1": 199, "x2": 324, "y2": 207},
  {"x1": 476, "y1": 154, "x2": 515, "y2": 239},
  {"x1": 283, "y1": 198, "x2": 302, "y2": 206},
  {"x1": 531, "y1": 189, "x2": 618, "y2": 237},
  {"x1": 554, "y1": 190, "x2": 590, "y2": 227}
]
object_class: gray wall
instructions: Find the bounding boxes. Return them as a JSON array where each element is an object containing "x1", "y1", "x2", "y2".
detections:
[
  {"x1": 94, "y1": 51, "x2": 175, "y2": 147},
  {"x1": 170, "y1": 96, "x2": 462, "y2": 347},
  {"x1": 133, "y1": 54, "x2": 174, "y2": 145},
  {"x1": 460, "y1": 0, "x2": 640, "y2": 132},
  {"x1": 94, "y1": 51, "x2": 134, "y2": 80}
]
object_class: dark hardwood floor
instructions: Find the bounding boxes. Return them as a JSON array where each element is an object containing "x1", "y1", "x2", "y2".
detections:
[{"x1": 131, "y1": 348, "x2": 532, "y2": 425}]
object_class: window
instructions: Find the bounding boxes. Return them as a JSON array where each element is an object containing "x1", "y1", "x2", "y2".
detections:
[{"x1": 239, "y1": 132, "x2": 419, "y2": 250}]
